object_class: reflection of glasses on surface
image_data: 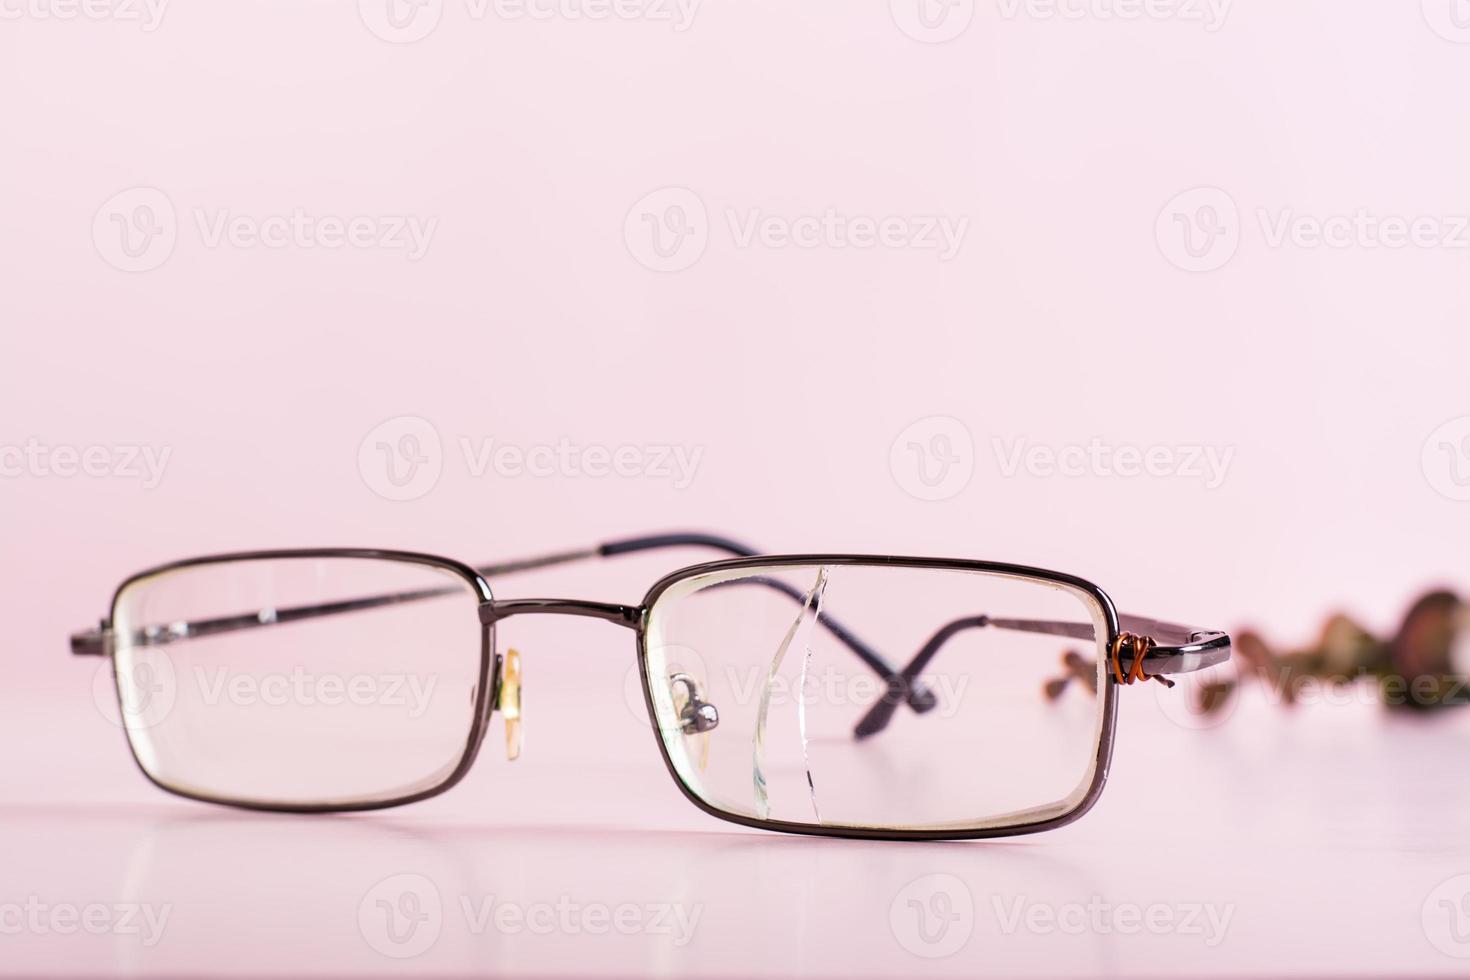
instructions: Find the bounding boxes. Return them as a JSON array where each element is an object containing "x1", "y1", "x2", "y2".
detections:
[{"x1": 70, "y1": 532, "x2": 1231, "y2": 841}]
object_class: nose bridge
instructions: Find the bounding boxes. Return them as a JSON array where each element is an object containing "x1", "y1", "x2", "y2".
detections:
[{"x1": 479, "y1": 598, "x2": 643, "y2": 630}]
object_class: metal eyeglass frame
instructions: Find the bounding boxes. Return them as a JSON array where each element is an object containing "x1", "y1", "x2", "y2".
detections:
[{"x1": 70, "y1": 531, "x2": 1232, "y2": 842}]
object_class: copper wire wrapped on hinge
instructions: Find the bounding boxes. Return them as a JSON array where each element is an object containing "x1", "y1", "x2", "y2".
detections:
[{"x1": 1111, "y1": 632, "x2": 1175, "y2": 688}]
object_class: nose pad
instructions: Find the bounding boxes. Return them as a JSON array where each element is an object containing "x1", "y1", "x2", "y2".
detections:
[
  {"x1": 495, "y1": 647, "x2": 523, "y2": 762},
  {"x1": 670, "y1": 673, "x2": 719, "y2": 733},
  {"x1": 668, "y1": 672, "x2": 717, "y2": 772}
]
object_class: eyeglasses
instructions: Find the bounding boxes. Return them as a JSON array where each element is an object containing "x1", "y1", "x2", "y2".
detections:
[{"x1": 69, "y1": 532, "x2": 1231, "y2": 841}]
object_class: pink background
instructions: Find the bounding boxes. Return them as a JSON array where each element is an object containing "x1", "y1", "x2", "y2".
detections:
[{"x1": 5, "y1": 1, "x2": 1470, "y2": 976}]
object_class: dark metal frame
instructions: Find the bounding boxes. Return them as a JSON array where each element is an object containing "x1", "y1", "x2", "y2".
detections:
[
  {"x1": 70, "y1": 533, "x2": 1231, "y2": 841},
  {"x1": 634, "y1": 554, "x2": 1124, "y2": 841},
  {"x1": 91, "y1": 548, "x2": 501, "y2": 815}
]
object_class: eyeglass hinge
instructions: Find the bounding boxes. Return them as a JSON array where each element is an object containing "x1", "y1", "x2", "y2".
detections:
[
  {"x1": 70, "y1": 622, "x2": 113, "y2": 657},
  {"x1": 1110, "y1": 632, "x2": 1175, "y2": 689}
]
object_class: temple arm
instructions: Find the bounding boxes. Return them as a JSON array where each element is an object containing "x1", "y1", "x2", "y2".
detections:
[
  {"x1": 67, "y1": 534, "x2": 757, "y2": 654},
  {"x1": 69, "y1": 532, "x2": 938, "y2": 715},
  {"x1": 852, "y1": 612, "x2": 1231, "y2": 739},
  {"x1": 479, "y1": 532, "x2": 935, "y2": 710}
]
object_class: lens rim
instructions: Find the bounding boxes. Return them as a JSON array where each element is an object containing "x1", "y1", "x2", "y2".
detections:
[
  {"x1": 106, "y1": 548, "x2": 497, "y2": 814},
  {"x1": 636, "y1": 554, "x2": 1121, "y2": 841}
]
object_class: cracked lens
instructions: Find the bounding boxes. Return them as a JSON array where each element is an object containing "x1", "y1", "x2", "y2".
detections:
[
  {"x1": 751, "y1": 565, "x2": 829, "y2": 823},
  {"x1": 644, "y1": 562, "x2": 1108, "y2": 833}
]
